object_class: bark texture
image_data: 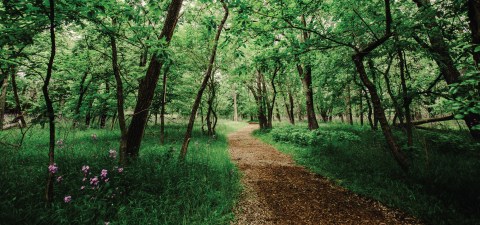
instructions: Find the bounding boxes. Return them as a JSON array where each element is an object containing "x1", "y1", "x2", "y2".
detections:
[{"x1": 125, "y1": 0, "x2": 183, "y2": 159}]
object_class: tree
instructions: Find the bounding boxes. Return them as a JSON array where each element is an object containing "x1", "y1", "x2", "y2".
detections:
[
  {"x1": 180, "y1": 0, "x2": 229, "y2": 160},
  {"x1": 124, "y1": 0, "x2": 184, "y2": 159},
  {"x1": 44, "y1": 0, "x2": 57, "y2": 203}
]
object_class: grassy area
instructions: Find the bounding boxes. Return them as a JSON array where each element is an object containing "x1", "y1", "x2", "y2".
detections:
[
  {"x1": 0, "y1": 120, "x2": 246, "y2": 224},
  {"x1": 254, "y1": 122, "x2": 480, "y2": 225}
]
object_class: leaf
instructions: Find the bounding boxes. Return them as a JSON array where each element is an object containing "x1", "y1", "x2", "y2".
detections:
[{"x1": 475, "y1": 45, "x2": 480, "y2": 53}]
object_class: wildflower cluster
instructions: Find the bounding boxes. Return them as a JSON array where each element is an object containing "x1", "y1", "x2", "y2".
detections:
[{"x1": 48, "y1": 163, "x2": 58, "y2": 174}]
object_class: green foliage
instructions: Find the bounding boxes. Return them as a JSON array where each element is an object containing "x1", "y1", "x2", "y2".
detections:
[
  {"x1": 271, "y1": 125, "x2": 361, "y2": 148},
  {"x1": 256, "y1": 123, "x2": 480, "y2": 225}
]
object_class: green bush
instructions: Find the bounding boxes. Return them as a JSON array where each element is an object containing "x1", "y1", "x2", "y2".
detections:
[{"x1": 271, "y1": 125, "x2": 361, "y2": 149}]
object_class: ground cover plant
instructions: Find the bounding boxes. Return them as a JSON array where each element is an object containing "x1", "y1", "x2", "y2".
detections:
[
  {"x1": 255, "y1": 122, "x2": 480, "y2": 225},
  {"x1": 0, "y1": 121, "x2": 244, "y2": 224}
]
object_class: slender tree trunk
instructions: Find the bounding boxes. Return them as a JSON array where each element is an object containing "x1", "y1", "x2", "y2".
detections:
[
  {"x1": 287, "y1": 90, "x2": 295, "y2": 124},
  {"x1": 469, "y1": 0, "x2": 480, "y2": 67},
  {"x1": 467, "y1": 0, "x2": 480, "y2": 140},
  {"x1": 275, "y1": 103, "x2": 281, "y2": 122},
  {"x1": 125, "y1": 0, "x2": 183, "y2": 159},
  {"x1": 346, "y1": 84, "x2": 353, "y2": 125},
  {"x1": 73, "y1": 70, "x2": 90, "y2": 127},
  {"x1": 289, "y1": 91, "x2": 295, "y2": 124},
  {"x1": 110, "y1": 112, "x2": 117, "y2": 131},
  {"x1": 360, "y1": 89, "x2": 364, "y2": 126},
  {"x1": 206, "y1": 78, "x2": 216, "y2": 136},
  {"x1": 0, "y1": 70, "x2": 10, "y2": 129},
  {"x1": 160, "y1": 64, "x2": 169, "y2": 144},
  {"x1": 100, "y1": 79, "x2": 110, "y2": 129},
  {"x1": 398, "y1": 48, "x2": 413, "y2": 147},
  {"x1": 44, "y1": 0, "x2": 56, "y2": 203},
  {"x1": 233, "y1": 86, "x2": 238, "y2": 121},
  {"x1": 85, "y1": 99, "x2": 93, "y2": 127},
  {"x1": 378, "y1": 56, "x2": 404, "y2": 125},
  {"x1": 10, "y1": 69, "x2": 26, "y2": 128},
  {"x1": 249, "y1": 73, "x2": 268, "y2": 129},
  {"x1": 269, "y1": 67, "x2": 279, "y2": 125},
  {"x1": 261, "y1": 72, "x2": 273, "y2": 129},
  {"x1": 262, "y1": 67, "x2": 279, "y2": 129},
  {"x1": 297, "y1": 65, "x2": 319, "y2": 130},
  {"x1": 110, "y1": 18, "x2": 128, "y2": 164},
  {"x1": 363, "y1": 87, "x2": 375, "y2": 129},
  {"x1": 180, "y1": 0, "x2": 228, "y2": 160}
]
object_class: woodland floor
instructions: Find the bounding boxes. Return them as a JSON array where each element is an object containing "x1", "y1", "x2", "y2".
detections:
[{"x1": 229, "y1": 124, "x2": 421, "y2": 225}]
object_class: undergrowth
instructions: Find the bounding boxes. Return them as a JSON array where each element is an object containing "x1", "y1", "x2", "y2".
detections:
[
  {"x1": 0, "y1": 120, "x2": 245, "y2": 224},
  {"x1": 254, "y1": 123, "x2": 480, "y2": 225}
]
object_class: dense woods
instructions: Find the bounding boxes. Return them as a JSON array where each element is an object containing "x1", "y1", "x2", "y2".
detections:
[{"x1": 1, "y1": 0, "x2": 480, "y2": 224}]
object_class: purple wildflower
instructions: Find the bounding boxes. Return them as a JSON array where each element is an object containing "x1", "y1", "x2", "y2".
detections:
[
  {"x1": 101, "y1": 169, "x2": 108, "y2": 179},
  {"x1": 64, "y1": 196, "x2": 72, "y2": 203},
  {"x1": 56, "y1": 176, "x2": 63, "y2": 183},
  {"x1": 80, "y1": 186, "x2": 85, "y2": 190},
  {"x1": 90, "y1": 176, "x2": 99, "y2": 186},
  {"x1": 81, "y1": 165, "x2": 89, "y2": 174},
  {"x1": 48, "y1": 163, "x2": 58, "y2": 174},
  {"x1": 104, "y1": 178, "x2": 109, "y2": 183},
  {"x1": 118, "y1": 167, "x2": 123, "y2": 173}
]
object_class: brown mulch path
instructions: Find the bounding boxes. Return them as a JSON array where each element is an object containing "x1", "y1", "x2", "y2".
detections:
[{"x1": 229, "y1": 124, "x2": 421, "y2": 225}]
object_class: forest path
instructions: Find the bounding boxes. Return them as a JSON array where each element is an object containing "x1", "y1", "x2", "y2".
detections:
[{"x1": 229, "y1": 124, "x2": 420, "y2": 225}]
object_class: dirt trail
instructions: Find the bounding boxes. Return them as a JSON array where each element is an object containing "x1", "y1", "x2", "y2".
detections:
[{"x1": 229, "y1": 124, "x2": 420, "y2": 225}]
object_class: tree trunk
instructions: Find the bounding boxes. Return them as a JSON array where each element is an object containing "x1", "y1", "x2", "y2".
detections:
[
  {"x1": 469, "y1": 0, "x2": 480, "y2": 66},
  {"x1": 10, "y1": 67, "x2": 26, "y2": 127},
  {"x1": 398, "y1": 48, "x2": 413, "y2": 147},
  {"x1": 0, "y1": 69, "x2": 10, "y2": 130},
  {"x1": 248, "y1": 73, "x2": 268, "y2": 129},
  {"x1": 44, "y1": 0, "x2": 56, "y2": 203},
  {"x1": 160, "y1": 64, "x2": 169, "y2": 144},
  {"x1": 73, "y1": 70, "x2": 90, "y2": 127},
  {"x1": 110, "y1": 18, "x2": 128, "y2": 164},
  {"x1": 275, "y1": 103, "x2": 281, "y2": 122},
  {"x1": 261, "y1": 72, "x2": 273, "y2": 129},
  {"x1": 360, "y1": 89, "x2": 364, "y2": 126},
  {"x1": 467, "y1": 0, "x2": 480, "y2": 140},
  {"x1": 85, "y1": 99, "x2": 93, "y2": 127},
  {"x1": 297, "y1": 64, "x2": 319, "y2": 130},
  {"x1": 288, "y1": 90, "x2": 295, "y2": 124},
  {"x1": 415, "y1": 0, "x2": 480, "y2": 140},
  {"x1": 125, "y1": 0, "x2": 183, "y2": 159},
  {"x1": 179, "y1": 0, "x2": 228, "y2": 160},
  {"x1": 206, "y1": 78, "x2": 216, "y2": 136},
  {"x1": 233, "y1": 87, "x2": 238, "y2": 121},
  {"x1": 346, "y1": 84, "x2": 353, "y2": 125},
  {"x1": 110, "y1": 112, "x2": 117, "y2": 131},
  {"x1": 354, "y1": 55, "x2": 409, "y2": 172},
  {"x1": 100, "y1": 78, "x2": 110, "y2": 129}
]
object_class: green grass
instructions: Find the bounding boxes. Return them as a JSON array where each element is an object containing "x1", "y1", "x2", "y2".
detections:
[
  {"x1": 0, "y1": 120, "x2": 246, "y2": 224},
  {"x1": 254, "y1": 122, "x2": 480, "y2": 225}
]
